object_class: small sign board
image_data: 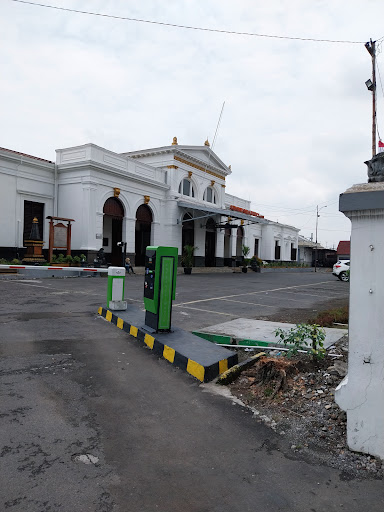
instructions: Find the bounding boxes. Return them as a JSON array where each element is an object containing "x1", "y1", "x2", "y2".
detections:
[
  {"x1": 47, "y1": 216, "x2": 75, "y2": 262},
  {"x1": 53, "y1": 223, "x2": 68, "y2": 248}
]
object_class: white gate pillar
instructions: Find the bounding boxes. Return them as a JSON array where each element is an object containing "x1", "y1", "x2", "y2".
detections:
[{"x1": 335, "y1": 182, "x2": 384, "y2": 459}]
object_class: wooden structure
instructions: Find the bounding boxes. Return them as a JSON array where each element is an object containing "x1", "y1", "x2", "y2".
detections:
[
  {"x1": 47, "y1": 216, "x2": 75, "y2": 262},
  {"x1": 23, "y1": 216, "x2": 46, "y2": 263}
]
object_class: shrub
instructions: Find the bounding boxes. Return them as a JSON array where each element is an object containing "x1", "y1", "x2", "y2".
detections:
[
  {"x1": 274, "y1": 323, "x2": 326, "y2": 361},
  {"x1": 250, "y1": 256, "x2": 263, "y2": 266},
  {"x1": 56, "y1": 253, "x2": 65, "y2": 263},
  {"x1": 11, "y1": 258, "x2": 21, "y2": 265},
  {"x1": 0, "y1": 258, "x2": 7, "y2": 264},
  {"x1": 310, "y1": 306, "x2": 349, "y2": 327},
  {"x1": 65, "y1": 255, "x2": 73, "y2": 264},
  {"x1": 80, "y1": 254, "x2": 87, "y2": 262},
  {"x1": 242, "y1": 245, "x2": 250, "y2": 267},
  {"x1": 50, "y1": 254, "x2": 57, "y2": 262},
  {"x1": 73, "y1": 255, "x2": 81, "y2": 264},
  {"x1": 181, "y1": 245, "x2": 198, "y2": 268}
]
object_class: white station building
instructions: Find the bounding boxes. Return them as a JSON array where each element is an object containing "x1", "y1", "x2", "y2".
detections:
[{"x1": 0, "y1": 138, "x2": 299, "y2": 266}]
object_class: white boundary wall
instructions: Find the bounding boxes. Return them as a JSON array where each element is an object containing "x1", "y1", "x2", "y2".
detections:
[{"x1": 336, "y1": 182, "x2": 384, "y2": 459}]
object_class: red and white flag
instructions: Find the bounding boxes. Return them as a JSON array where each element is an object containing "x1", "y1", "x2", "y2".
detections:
[{"x1": 379, "y1": 140, "x2": 384, "y2": 152}]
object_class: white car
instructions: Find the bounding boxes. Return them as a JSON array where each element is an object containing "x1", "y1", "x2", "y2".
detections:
[{"x1": 332, "y1": 260, "x2": 350, "y2": 282}]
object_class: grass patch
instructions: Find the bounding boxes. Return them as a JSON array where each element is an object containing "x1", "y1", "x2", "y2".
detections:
[{"x1": 309, "y1": 306, "x2": 349, "y2": 327}]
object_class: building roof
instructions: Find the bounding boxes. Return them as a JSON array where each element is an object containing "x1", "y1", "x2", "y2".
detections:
[
  {"x1": 122, "y1": 142, "x2": 231, "y2": 178},
  {"x1": 298, "y1": 236, "x2": 325, "y2": 249},
  {"x1": 0, "y1": 147, "x2": 54, "y2": 164},
  {"x1": 337, "y1": 240, "x2": 350, "y2": 255},
  {"x1": 178, "y1": 199, "x2": 269, "y2": 224}
]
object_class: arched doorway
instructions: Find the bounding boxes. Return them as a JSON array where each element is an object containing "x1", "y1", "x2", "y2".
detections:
[
  {"x1": 182, "y1": 213, "x2": 195, "y2": 250},
  {"x1": 135, "y1": 204, "x2": 153, "y2": 266},
  {"x1": 205, "y1": 217, "x2": 216, "y2": 267},
  {"x1": 103, "y1": 197, "x2": 124, "y2": 266},
  {"x1": 236, "y1": 226, "x2": 244, "y2": 261},
  {"x1": 224, "y1": 225, "x2": 231, "y2": 266}
]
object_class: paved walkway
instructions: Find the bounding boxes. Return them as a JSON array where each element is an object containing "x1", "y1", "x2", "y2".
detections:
[{"x1": 200, "y1": 318, "x2": 347, "y2": 349}]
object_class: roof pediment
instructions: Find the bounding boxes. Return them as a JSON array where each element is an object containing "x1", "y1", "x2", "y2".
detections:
[{"x1": 122, "y1": 144, "x2": 231, "y2": 177}]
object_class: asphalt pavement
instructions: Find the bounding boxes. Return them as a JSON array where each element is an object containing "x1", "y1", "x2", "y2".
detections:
[{"x1": 1, "y1": 270, "x2": 382, "y2": 512}]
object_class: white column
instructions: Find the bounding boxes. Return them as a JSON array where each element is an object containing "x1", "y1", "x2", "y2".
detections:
[
  {"x1": 215, "y1": 228, "x2": 224, "y2": 265},
  {"x1": 230, "y1": 227, "x2": 237, "y2": 258},
  {"x1": 260, "y1": 223, "x2": 274, "y2": 260},
  {"x1": 335, "y1": 183, "x2": 384, "y2": 458},
  {"x1": 194, "y1": 223, "x2": 205, "y2": 265},
  {"x1": 80, "y1": 185, "x2": 98, "y2": 250},
  {"x1": 124, "y1": 217, "x2": 136, "y2": 254},
  {"x1": 151, "y1": 221, "x2": 161, "y2": 246}
]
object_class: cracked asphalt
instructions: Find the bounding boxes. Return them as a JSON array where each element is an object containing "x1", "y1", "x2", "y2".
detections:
[{"x1": 1, "y1": 271, "x2": 383, "y2": 511}]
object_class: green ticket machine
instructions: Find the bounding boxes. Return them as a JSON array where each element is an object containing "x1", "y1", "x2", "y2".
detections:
[{"x1": 143, "y1": 246, "x2": 178, "y2": 332}]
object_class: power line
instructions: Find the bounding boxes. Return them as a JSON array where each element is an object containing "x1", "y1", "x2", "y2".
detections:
[{"x1": 9, "y1": 0, "x2": 371, "y2": 44}]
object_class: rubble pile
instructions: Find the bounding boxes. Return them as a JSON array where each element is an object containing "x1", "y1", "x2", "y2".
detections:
[{"x1": 229, "y1": 336, "x2": 383, "y2": 480}]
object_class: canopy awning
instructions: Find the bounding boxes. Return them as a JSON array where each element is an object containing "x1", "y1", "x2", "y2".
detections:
[{"x1": 177, "y1": 200, "x2": 268, "y2": 224}]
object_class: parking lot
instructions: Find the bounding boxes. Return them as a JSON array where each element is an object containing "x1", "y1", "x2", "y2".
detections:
[
  {"x1": 3, "y1": 271, "x2": 379, "y2": 512},
  {"x1": 130, "y1": 270, "x2": 349, "y2": 330}
]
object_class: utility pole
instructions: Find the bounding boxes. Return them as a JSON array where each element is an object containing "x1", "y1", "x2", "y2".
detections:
[
  {"x1": 314, "y1": 205, "x2": 327, "y2": 273},
  {"x1": 365, "y1": 39, "x2": 376, "y2": 157}
]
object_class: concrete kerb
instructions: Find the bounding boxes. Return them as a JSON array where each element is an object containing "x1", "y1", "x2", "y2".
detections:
[
  {"x1": 216, "y1": 352, "x2": 265, "y2": 385},
  {"x1": 98, "y1": 305, "x2": 238, "y2": 382}
]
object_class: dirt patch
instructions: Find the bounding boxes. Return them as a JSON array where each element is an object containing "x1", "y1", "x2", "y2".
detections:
[
  {"x1": 266, "y1": 296, "x2": 349, "y2": 325},
  {"x1": 228, "y1": 337, "x2": 383, "y2": 480}
]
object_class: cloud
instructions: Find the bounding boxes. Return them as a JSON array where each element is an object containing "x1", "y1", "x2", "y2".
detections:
[{"x1": 1, "y1": 0, "x2": 382, "y2": 247}]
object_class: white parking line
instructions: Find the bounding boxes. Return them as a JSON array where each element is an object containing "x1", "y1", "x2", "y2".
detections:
[
  {"x1": 273, "y1": 289, "x2": 347, "y2": 299},
  {"x1": 173, "y1": 305, "x2": 236, "y2": 316},
  {"x1": 5, "y1": 281, "x2": 53, "y2": 290},
  {"x1": 174, "y1": 280, "x2": 332, "y2": 306},
  {"x1": 218, "y1": 298, "x2": 276, "y2": 308}
]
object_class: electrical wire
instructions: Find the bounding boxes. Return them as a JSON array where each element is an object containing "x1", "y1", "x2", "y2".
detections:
[
  {"x1": 250, "y1": 201, "x2": 332, "y2": 214},
  {"x1": 9, "y1": 0, "x2": 371, "y2": 44}
]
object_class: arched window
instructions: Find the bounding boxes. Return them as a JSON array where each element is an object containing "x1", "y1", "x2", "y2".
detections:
[
  {"x1": 103, "y1": 197, "x2": 124, "y2": 218},
  {"x1": 178, "y1": 179, "x2": 195, "y2": 198},
  {"x1": 203, "y1": 187, "x2": 216, "y2": 204}
]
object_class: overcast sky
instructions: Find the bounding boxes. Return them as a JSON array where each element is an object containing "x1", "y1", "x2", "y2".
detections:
[{"x1": 1, "y1": 0, "x2": 384, "y2": 248}]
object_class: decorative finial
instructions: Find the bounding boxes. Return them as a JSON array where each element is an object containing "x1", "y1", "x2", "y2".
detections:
[
  {"x1": 365, "y1": 152, "x2": 384, "y2": 182},
  {"x1": 29, "y1": 217, "x2": 41, "y2": 240},
  {"x1": 228, "y1": 164, "x2": 231, "y2": 170},
  {"x1": 204, "y1": 138, "x2": 210, "y2": 147},
  {"x1": 172, "y1": 136, "x2": 178, "y2": 145}
]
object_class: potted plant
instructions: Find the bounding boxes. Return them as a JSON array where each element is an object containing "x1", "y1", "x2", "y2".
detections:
[
  {"x1": 80, "y1": 253, "x2": 87, "y2": 264},
  {"x1": 73, "y1": 255, "x2": 81, "y2": 266},
  {"x1": 65, "y1": 254, "x2": 73, "y2": 265},
  {"x1": 182, "y1": 245, "x2": 198, "y2": 274},
  {"x1": 241, "y1": 245, "x2": 250, "y2": 273},
  {"x1": 250, "y1": 256, "x2": 262, "y2": 272}
]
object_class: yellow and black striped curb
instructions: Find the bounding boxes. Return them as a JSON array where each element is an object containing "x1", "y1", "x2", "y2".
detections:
[
  {"x1": 98, "y1": 307, "x2": 238, "y2": 383},
  {"x1": 217, "y1": 352, "x2": 265, "y2": 385}
]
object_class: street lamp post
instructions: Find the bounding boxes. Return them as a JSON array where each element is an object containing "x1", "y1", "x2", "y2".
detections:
[
  {"x1": 365, "y1": 39, "x2": 376, "y2": 157},
  {"x1": 314, "y1": 205, "x2": 327, "y2": 273}
]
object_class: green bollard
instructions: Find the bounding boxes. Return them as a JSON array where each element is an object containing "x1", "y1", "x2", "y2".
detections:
[{"x1": 143, "y1": 246, "x2": 178, "y2": 332}]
